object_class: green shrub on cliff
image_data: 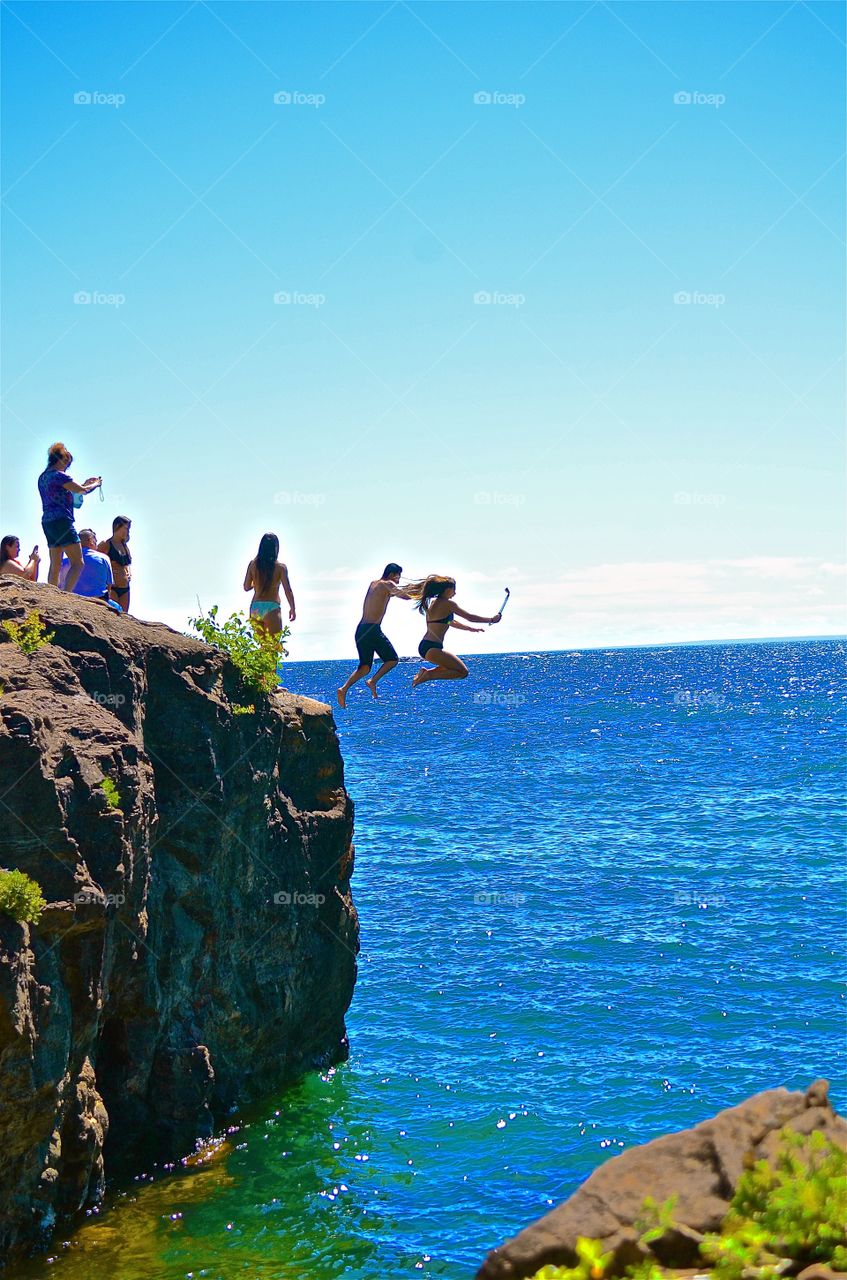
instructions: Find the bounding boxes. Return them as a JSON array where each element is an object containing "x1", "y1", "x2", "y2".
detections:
[
  {"x1": 527, "y1": 1131, "x2": 847, "y2": 1280},
  {"x1": 532, "y1": 1237, "x2": 615, "y2": 1280},
  {"x1": 701, "y1": 1128, "x2": 847, "y2": 1280},
  {"x1": 189, "y1": 606, "x2": 287, "y2": 696},
  {"x1": 99, "y1": 777, "x2": 121, "y2": 809},
  {"x1": 1, "y1": 610, "x2": 55, "y2": 655},
  {"x1": 0, "y1": 868, "x2": 46, "y2": 924}
]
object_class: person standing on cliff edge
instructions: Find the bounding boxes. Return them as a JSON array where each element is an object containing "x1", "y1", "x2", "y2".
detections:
[
  {"x1": 337, "y1": 564, "x2": 414, "y2": 708},
  {"x1": 37, "y1": 443, "x2": 101, "y2": 590},
  {"x1": 98, "y1": 516, "x2": 132, "y2": 613},
  {"x1": 243, "y1": 532, "x2": 296, "y2": 636}
]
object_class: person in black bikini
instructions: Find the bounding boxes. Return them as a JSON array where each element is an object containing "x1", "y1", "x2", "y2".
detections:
[
  {"x1": 337, "y1": 563, "x2": 414, "y2": 708},
  {"x1": 98, "y1": 516, "x2": 132, "y2": 612},
  {"x1": 407, "y1": 575, "x2": 501, "y2": 687}
]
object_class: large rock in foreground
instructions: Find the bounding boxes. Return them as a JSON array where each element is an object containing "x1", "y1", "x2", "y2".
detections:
[
  {"x1": 477, "y1": 1080, "x2": 847, "y2": 1279},
  {"x1": 0, "y1": 581, "x2": 358, "y2": 1254}
]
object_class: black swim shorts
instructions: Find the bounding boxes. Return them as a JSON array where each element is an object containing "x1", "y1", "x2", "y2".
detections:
[{"x1": 355, "y1": 621, "x2": 398, "y2": 666}]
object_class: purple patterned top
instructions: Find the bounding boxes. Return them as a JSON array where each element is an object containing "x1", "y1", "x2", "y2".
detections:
[{"x1": 38, "y1": 468, "x2": 75, "y2": 521}]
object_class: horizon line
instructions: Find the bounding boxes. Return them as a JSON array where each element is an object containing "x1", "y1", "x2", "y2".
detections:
[{"x1": 283, "y1": 632, "x2": 847, "y2": 664}]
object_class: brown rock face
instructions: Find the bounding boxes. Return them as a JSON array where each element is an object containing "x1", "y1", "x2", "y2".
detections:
[
  {"x1": 0, "y1": 581, "x2": 358, "y2": 1253},
  {"x1": 477, "y1": 1080, "x2": 847, "y2": 1280}
]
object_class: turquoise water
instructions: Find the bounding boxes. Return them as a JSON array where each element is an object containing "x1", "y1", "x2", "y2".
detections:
[{"x1": 13, "y1": 641, "x2": 846, "y2": 1280}]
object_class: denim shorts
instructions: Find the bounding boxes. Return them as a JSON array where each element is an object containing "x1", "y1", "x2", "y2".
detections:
[{"x1": 42, "y1": 517, "x2": 79, "y2": 549}]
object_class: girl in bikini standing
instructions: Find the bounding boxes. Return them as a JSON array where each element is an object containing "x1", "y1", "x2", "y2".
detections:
[
  {"x1": 99, "y1": 516, "x2": 132, "y2": 612},
  {"x1": 243, "y1": 532, "x2": 296, "y2": 636},
  {"x1": 406, "y1": 574, "x2": 501, "y2": 687}
]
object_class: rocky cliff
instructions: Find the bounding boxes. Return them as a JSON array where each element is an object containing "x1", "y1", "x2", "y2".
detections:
[
  {"x1": 0, "y1": 581, "x2": 358, "y2": 1256},
  {"x1": 477, "y1": 1080, "x2": 847, "y2": 1280}
]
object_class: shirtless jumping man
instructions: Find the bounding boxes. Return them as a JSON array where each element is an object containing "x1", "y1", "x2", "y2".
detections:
[{"x1": 337, "y1": 563, "x2": 413, "y2": 708}]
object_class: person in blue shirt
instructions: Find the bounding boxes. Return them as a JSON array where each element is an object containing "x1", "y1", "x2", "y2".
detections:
[
  {"x1": 59, "y1": 529, "x2": 114, "y2": 601},
  {"x1": 37, "y1": 442, "x2": 101, "y2": 589}
]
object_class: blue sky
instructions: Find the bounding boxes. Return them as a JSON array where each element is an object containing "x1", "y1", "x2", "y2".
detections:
[{"x1": 3, "y1": 1, "x2": 844, "y2": 659}]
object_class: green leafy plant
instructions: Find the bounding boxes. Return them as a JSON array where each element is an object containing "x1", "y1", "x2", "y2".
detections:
[
  {"x1": 99, "y1": 777, "x2": 121, "y2": 810},
  {"x1": 533, "y1": 1237, "x2": 615, "y2": 1280},
  {"x1": 2, "y1": 611, "x2": 55, "y2": 655},
  {"x1": 701, "y1": 1129, "x2": 847, "y2": 1280},
  {"x1": 189, "y1": 606, "x2": 287, "y2": 696},
  {"x1": 0, "y1": 868, "x2": 46, "y2": 924},
  {"x1": 621, "y1": 1264, "x2": 663, "y2": 1280},
  {"x1": 232, "y1": 703, "x2": 256, "y2": 716},
  {"x1": 634, "y1": 1196, "x2": 678, "y2": 1247}
]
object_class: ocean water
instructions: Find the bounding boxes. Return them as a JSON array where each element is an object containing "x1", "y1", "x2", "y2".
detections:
[{"x1": 9, "y1": 641, "x2": 846, "y2": 1280}]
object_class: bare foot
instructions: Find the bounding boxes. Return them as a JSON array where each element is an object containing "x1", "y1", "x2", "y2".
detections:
[
  {"x1": 365, "y1": 677, "x2": 379, "y2": 699},
  {"x1": 412, "y1": 670, "x2": 426, "y2": 688},
  {"x1": 336, "y1": 687, "x2": 347, "y2": 709}
]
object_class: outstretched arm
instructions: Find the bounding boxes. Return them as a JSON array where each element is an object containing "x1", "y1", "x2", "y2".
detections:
[
  {"x1": 450, "y1": 620, "x2": 484, "y2": 633},
  {"x1": 280, "y1": 565, "x2": 296, "y2": 622},
  {"x1": 385, "y1": 582, "x2": 415, "y2": 599},
  {"x1": 453, "y1": 603, "x2": 501, "y2": 624}
]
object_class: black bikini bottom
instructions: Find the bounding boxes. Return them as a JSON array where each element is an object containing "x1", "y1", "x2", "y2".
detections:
[{"x1": 418, "y1": 637, "x2": 443, "y2": 659}]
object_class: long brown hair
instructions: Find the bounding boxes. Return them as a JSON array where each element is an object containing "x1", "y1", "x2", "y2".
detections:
[
  {"x1": 254, "y1": 532, "x2": 279, "y2": 593},
  {"x1": 405, "y1": 574, "x2": 456, "y2": 615}
]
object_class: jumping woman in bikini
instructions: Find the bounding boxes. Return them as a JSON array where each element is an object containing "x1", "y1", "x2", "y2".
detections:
[
  {"x1": 243, "y1": 532, "x2": 296, "y2": 637},
  {"x1": 407, "y1": 574, "x2": 501, "y2": 688}
]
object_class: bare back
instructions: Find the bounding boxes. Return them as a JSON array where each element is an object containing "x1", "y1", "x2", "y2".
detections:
[{"x1": 246, "y1": 559, "x2": 284, "y2": 604}]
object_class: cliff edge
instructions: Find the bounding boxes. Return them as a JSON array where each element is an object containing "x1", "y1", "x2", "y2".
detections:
[{"x1": 0, "y1": 581, "x2": 358, "y2": 1254}]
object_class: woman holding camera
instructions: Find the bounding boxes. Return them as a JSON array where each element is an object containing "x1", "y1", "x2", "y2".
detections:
[
  {"x1": 0, "y1": 536, "x2": 40, "y2": 580},
  {"x1": 37, "y1": 442, "x2": 101, "y2": 590}
]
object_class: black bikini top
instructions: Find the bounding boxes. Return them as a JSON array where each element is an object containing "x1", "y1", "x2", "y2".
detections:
[
  {"x1": 108, "y1": 539, "x2": 131, "y2": 567},
  {"x1": 429, "y1": 611, "x2": 454, "y2": 627}
]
